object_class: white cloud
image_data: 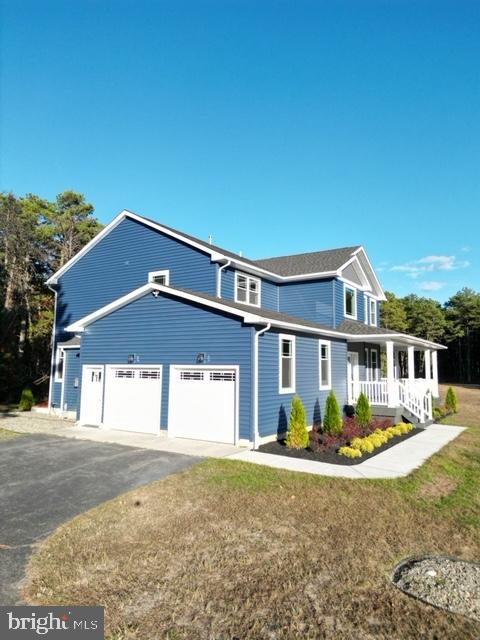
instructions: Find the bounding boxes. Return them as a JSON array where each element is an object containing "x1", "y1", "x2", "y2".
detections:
[
  {"x1": 418, "y1": 281, "x2": 445, "y2": 291},
  {"x1": 391, "y1": 254, "x2": 470, "y2": 278}
]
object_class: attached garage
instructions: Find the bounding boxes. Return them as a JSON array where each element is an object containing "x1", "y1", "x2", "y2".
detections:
[
  {"x1": 102, "y1": 365, "x2": 162, "y2": 433},
  {"x1": 168, "y1": 365, "x2": 238, "y2": 444}
]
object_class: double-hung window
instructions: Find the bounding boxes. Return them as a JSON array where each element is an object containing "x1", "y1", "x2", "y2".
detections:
[
  {"x1": 235, "y1": 272, "x2": 261, "y2": 307},
  {"x1": 55, "y1": 348, "x2": 65, "y2": 382},
  {"x1": 279, "y1": 335, "x2": 295, "y2": 393},
  {"x1": 369, "y1": 298, "x2": 377, "y2": 326},
  {"x1": 319, "y1": 340, "x2": 331, "y2": 390},
  {"x1": 370, "y1": 349, "x2": 379, "y2": 381},
  {"x1": 344, "y1": 285, "x2": 356, "y2": 319}
]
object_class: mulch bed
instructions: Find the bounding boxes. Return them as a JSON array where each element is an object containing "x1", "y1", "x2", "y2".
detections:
[{"x1": 257, "y1": 427, "x2": 422, "y2": 465}]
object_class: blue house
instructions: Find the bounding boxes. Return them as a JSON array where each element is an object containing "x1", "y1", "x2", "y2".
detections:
[{"x1": 47, "y1": 210, "x2": 445, "y2": 447}]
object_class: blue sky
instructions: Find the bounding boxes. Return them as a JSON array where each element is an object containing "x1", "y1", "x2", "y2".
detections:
[{"x1": 1, "y1": 0, "x2": 479, "y2": 302}]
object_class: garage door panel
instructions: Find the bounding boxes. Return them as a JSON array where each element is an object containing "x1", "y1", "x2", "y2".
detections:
[
  {"x1": 103, "y1": 366, "x2": 162, "y2": 434},
  {"x1": 169, "y1": 366, "x2": 237, "y2": 444}
]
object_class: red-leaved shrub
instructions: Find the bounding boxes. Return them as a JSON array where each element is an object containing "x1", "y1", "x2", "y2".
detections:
[{"x1": 309, "y1": 415, "x2": 393, "y2": 453}]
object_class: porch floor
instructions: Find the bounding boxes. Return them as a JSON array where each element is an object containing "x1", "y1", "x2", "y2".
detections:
[{"x1": 227, "y1": 424, "x2": 465, "y2": 479}]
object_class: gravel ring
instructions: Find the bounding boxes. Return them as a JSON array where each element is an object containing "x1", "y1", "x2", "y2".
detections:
[{"x1": 392, "y1": 555, "x2": 480, "y2": 621}]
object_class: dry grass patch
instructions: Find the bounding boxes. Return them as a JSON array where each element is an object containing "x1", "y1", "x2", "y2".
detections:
[
  {"x1": 0, "y1": 427, "x2": 23, "y2": 441},
  {"x1": 24, "y1": 384, "x2": 480, "y2": 639}
]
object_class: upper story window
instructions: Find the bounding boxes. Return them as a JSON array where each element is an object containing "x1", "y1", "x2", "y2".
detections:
[
  {"x1": 55, "y1": 348, "x2": 65, "y2": 382},
  {"x1": 369, "y1": 298, "x2": 377, "y2": 326},
  {"x1": 148, "y1": 270, "x2": 170, "y2": 286},
  {"x1": 344, "y1": 285, "x2": 356, "y2": 319},
  {"x1": 235, "y1": 272, "x2": 261, "y2": 307},
  {"x1": 279, "y1": 334, "x2": 295, "y2": 394},
  {"x1": 319, "y1": 340, "x2": 331, "y2": 390}
]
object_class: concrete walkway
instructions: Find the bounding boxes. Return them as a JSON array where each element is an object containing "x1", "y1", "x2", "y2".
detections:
[
  {"x1": 0, "y1": 413, "x2": 240, "y2": 458},
  {"x1": 227, "y1": 424, "x2": 465, "y2": 478}
]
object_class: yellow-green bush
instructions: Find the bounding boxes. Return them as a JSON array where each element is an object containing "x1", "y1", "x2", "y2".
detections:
[
  {"x1": 338, "y1": 446, "x2": 362, "y2": 458},
  {"x1": 345, "y1": 422, "x2": 413, "y2": 457}
]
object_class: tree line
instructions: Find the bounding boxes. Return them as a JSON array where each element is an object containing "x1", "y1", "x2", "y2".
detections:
[
  {"x1": 0, "y1": 191, "x2": 102, "y2": 402},
  {"x1": 380, "y1": 289, "x2": 480, "y2": 384},
  {"x1": 1, "y1": 189, "x2": 478, "y2": 403}
]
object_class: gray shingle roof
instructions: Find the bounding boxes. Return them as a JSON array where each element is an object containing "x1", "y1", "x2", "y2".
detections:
[
  {"x1": 253, "y1": 246, "x2": 360, "y2": 277},
  {"x1": 58, "y1": 336, "x2": 81, "y2": 346},
  {"x1": 137, "y1": 212, "x2": 360, "y2": 278},
  {"x1": 338, "y1": 319, "x2": 399, "y2": 336},
  {"x1": 177, "y1": 288, "x2": 338, "y2": 334}
]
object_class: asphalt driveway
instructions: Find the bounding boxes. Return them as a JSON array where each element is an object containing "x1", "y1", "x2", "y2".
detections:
[{"x1": 0, "y1": 434, "x2": 200, "y2": 604}]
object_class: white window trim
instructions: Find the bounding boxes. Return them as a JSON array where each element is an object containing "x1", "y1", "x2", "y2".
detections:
[
  {"x1": 369, "y1": 297, "x2": 377, "y2": 326},
  {"x1": 344, "y1": 283, "x2": 357, "y2": 319},
  {"x1": 235, "y1": 271, "x2": 261, "y2": 308},
  {"x1": 319, "y1": 339, "x2": 332, "y2": 390},
  {"x1": 278, "y1": 334, "x2": 296, "y2": 394},
  {"x1": 148, "y1": 269, "x2": 170, "y2": 285},
  {"x1": 54, "y1": 347, "x2": 65, "y2": 382}
]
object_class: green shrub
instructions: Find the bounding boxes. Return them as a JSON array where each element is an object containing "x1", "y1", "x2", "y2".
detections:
[
  {"x1": 285, "y1": 395, "x2": 309, "y2": 449},
  {"x1": 445, "y1": 387, "x2": 458, "y2": 413},
  {"x1": 18, "y1": 387, "x2": 35, "y2": 411},
  {"x1": 355, "y1": 391, "x2": 372, "y2": 427},
  {"x1": 323, "y1": 390, "x2": 343, "y2": 434}
]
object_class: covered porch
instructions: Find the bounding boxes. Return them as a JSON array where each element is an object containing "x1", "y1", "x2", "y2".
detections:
[{"x1": 347, "y1": 335, "x2": 445, "y2": 424}]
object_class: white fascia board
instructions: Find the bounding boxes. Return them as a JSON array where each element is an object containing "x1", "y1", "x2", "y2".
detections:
[
  {"x1": 346, "y1": 333, "x2": 447, "y2": 350},
  {"x1": 351, "y1": 247, "x2": 387, "y2": 301}
]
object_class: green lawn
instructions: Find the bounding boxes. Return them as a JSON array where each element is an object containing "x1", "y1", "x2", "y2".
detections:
[{"x1": 24, "y1": 384, "x2": 480, "y2": 639}]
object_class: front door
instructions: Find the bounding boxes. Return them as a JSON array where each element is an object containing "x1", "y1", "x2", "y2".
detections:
[
  {"x1": 79, "y1": 366, "x2": 104, "y2": 426},
  {"x1": 347, "y1": 352, "x2": 359, "y2": 403}
]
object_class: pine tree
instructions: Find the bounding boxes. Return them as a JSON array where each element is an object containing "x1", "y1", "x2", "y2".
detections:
[
  {"x1": 285, "y1": 395, "x2": 309, "y2": 449},
  {"x1": 445, "y1": 387, "x2": 457, "y2": 413},
  {"x1": 323, "y1": 390, "x2": 343, "y2": 434},
  {"x1": 355, "y1": 391, "x2": 372, "y2": 427}
]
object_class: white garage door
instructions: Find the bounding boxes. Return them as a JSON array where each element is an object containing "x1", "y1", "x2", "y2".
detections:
[
  {"x1": 168, "y1": 366, "x2": 237, "y2": 444},
  {"x1": 103, "y1": 366, "x2": 162, "y2": 434}
]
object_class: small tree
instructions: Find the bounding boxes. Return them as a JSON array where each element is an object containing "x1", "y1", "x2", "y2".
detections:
[
  {"x1": 445, "y1": 387, "x2": 458, "y2": 413},
  {"x1": 18, "y1": 387, "x2": 35, "y2": 411},
  {"x1": 323, "y1": 390, "x2": 343, "y2": 434},
  {"x1": 355, "y1": 391, "x2": 372, "y2": 427},
  {"x1": 285, "y1": 395, "x2": 309, "y2": 449}
]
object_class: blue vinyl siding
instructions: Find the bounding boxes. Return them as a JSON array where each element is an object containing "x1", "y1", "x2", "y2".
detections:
[
  {"x1": 79, "y1": 292, "x2": 254, "y2": 440},
  {"x1": 258, "y1": 330, "x2": 347, "y2": 437},
  {"x1": 221, "y1": 267, "x2": 278, "y2": 310},
  {"x1": 334, "y1": 279, "x2": 366, "y2": 326},
  {"x1": 54, "y1": 217, "x2": 217, "y2": 344},
  {"x1": 278, "y1": 279, "x2": 334, "y2": 325},
  {"x1": 358, "y1": 293, "x2": 365, "y2": 324},
  {"x1": 64, "y1": 349, "x2": 81, "y2": 411},
  {"x1": 51, "y1": 381, "x2": 61, "y2": 408}
]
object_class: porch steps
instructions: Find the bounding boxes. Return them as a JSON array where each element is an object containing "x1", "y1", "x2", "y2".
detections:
[{"x1": 371, "y1": 405, "x2": 432, "y2": 429}]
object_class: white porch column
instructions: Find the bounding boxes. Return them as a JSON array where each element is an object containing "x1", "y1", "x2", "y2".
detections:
[
  {"x1": 431, "y1": 350, "x2": 439, "y2": 398},
  {"x1": 386, "y1": 340, "x2": 397, "y2": 407},
  {"x1": 407, "y1": 345, "x2": 415, "y2": 383}
]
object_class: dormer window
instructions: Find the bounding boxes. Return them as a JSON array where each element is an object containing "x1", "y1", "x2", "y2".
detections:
[
  {"x1": 344, "y1": 285, "x2": 356, "y2": 319},
  {"x1": 148, "y1": 270, "x2": 170, "y2": 286},
  {"x1": 235, "y1": 272, "x2": 261, "y2": 307}
]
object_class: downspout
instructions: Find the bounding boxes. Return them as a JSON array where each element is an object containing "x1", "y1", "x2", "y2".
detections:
[
  {"x1": 253, "y1": 322, "x2": 271, "y2": 449},
  {"x1": 216, "y1": 259, "x2": 231, "y2": 298},
  {"x1": 47, "y1": 284, "x2": 57, "y2": 411}
]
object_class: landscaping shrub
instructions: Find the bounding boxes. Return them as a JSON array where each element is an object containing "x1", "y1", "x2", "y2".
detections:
[
  {"x1": 355, "y1": 392, "x2": 372, "y2": 427},
  {"x1": 338, "y1": 446, "x2": 362, "y2": 458},
  {"x1": 323, "y1": 391, "x2": 343, "y2": 434},
  {"x1": 445, "y1": 387, "x2": 458, "y2": 413},
  {"x1": 18, "y1": 387, "x2": 35, "y2": 411},
  {"x1": 340, "y1": 423, "x2": 413, "y2": 458},
  {"x1": 285, "y1": 395, "x2": 309, "y2": 449}
]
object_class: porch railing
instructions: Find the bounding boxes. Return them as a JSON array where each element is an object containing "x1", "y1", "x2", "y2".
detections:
[{"x1": 351, "y1": 379, "x2": 433, "y2": 423}]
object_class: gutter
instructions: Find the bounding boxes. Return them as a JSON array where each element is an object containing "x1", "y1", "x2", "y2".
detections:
[
  {"x1": 46, "y1": 284, "x2": 57, "y2": 410},
  {"x1": 253, "y1": 322, "x2": 271, "y2": 449},
  {"x1": 216, "y1": 259, "x2": 231, "y2": 298}
]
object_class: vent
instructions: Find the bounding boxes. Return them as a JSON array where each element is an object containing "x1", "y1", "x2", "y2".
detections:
[{"x1": 210, "y1": 371, "x2": 236, "y2": 382}]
